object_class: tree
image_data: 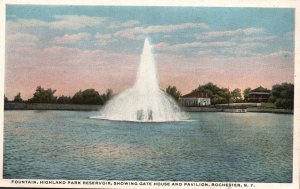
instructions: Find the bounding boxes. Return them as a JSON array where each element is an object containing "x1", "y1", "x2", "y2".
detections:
[
  {"x1": 166, "y1": 85, "x2": 181, "y2": 101},
  {"x1": 4, "y1": 95, "x2": 9, "y2": 102},
  {"x1": 13, "y1": 92, "x2": 23, "y2": 102},
  {"x1": 231, "y1": 88, "x2": 242, "y2": 103},
  {"x1": 101, "y1": 89, "x2": 113, "y2": 103},
  {"x1": 28, "y1": 86, "x2": 57, "y2": 103},
  {"x1": 243, "y1": 88, "x2": 251, "y2": 102},
  {"x1": 196, "y1": 83, "x2": 231, "y2": 104},
  {"x1": 270, "y1": 83, "x2": 294, "y2": 109},
  {"x1": 197, "y1": 82, "x2": 220, "y2": 97},
  {"x1": 72, "y1": 89, "x2": 104, "y2": 105},
  {"x1": 224, "y1": 88, "x2": 232, "y2": 104},
  {"x1": 57, "y1": 95, "x2": 72, "y2": 104}
]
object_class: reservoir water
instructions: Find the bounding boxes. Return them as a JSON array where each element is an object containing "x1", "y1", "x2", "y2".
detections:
[{"x1": 4, "y1": 111, "x2": 293, "y2": 182}]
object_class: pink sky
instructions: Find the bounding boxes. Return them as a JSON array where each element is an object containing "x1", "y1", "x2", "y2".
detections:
[{"x1": 5, "y1": 45, "x2": 293, "y2": 100}]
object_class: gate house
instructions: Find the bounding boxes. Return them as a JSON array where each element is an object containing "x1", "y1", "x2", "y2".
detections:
[{"x1": 179, "y1": 91, "x2": 211, "y2": 107}]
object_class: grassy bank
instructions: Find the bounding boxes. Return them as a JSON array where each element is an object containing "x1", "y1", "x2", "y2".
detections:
[
  {"x1": 4, "y1": 102, "x2": 293, "y2": 114},
  {"x1": 183, "y1": 104, "x2": 293, "y2": 114},
  {"x1": 4, "y1": 102, "x2": 102, "y2": 111},
  {"x1": 247, "y1": 103, "x2": 293, "y2": 114},
  {"x1": 247, "y1": 107, "x2": 293, "y2": 114}
]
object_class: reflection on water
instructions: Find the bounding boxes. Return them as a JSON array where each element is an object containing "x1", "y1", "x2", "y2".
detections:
[
  {"x1": 74, "y1": 143, "x2": 156, "y2": 161},
  {"x1": 4, "y1": 111, "x2": 293, "y2": 182}
]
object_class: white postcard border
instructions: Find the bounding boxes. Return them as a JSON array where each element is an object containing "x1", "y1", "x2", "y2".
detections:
[{"x1": 0, "y1": 0, "x2": 299, "y2": 188}]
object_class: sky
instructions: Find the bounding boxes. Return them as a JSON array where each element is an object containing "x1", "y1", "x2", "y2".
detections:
[{"x1": 5, "y1": 5, "x2": 295, "y2": 100}]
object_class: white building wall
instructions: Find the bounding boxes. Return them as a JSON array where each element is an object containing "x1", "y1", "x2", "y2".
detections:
[{"x1": 180, "y1": 97, "x2": 211, "y2": 106}]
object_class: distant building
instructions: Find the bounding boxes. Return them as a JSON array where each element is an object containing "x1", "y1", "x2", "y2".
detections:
[
  {"x1": 248, "y1": 86, "x2": 271, "y2": 103},
  {"x1": 179, "y1": 91, "x2": 211, "y2": 107}
]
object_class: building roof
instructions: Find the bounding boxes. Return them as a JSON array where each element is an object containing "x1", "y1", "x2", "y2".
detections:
[
  {"x1": 181, "y1": 91, "x2": 207, "y2": 98},
  {"x1": 251, "y1": 86, "x2": 270, "y2": 93}
]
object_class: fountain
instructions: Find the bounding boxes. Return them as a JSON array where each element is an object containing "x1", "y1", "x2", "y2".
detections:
[{"x1": 92, "y1": 38, "x2": 188, "y2": 122}]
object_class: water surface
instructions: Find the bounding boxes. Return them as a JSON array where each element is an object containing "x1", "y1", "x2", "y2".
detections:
[{"x1": 4, "y1": 111, "x2": 293, "y2": 182}]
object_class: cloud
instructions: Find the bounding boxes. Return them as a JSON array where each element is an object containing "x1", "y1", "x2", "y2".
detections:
[
  {"x1": 7, "y1": 44, "x2": 137, "y2": 68},
  {"x1": 142, "y1": 23, "x2": 209, "y2": 33},
  {"x1": 108, "y1": 20, "x2": 139, "y2": 29},
  {"x1": 154, "y1": 39, "x2": 269, "y2": 58},
  {"x1": 95, "y1": 39, "x2": 117, "y2": 46},
  {"x1": 264, "y1": 50, "x2": 293, "y2": 60},
  {"x1": 174, "y1": 41, "x2": 234, "y2": 49},
  {"x1": 241, "y1": 36, "x2": 277, "y2": 42},
  {"x1": 121, "y1": 20, "x2": 140, "y2": 27},
  {"x1": 6, "y1": 32, "x2": 39, "y2": 48},
  {"x1": 53, "y1": 32, "x2": 91, "y2": 44},
  {"x1": 153, "y1": 27, "x2": 272, "y2": 57},
  {"x1": 115, "y1": 23, "x2": 209, "y2": 40},
  {"x1": 7, "y1": 32, "x2": 39, "y2": 43},
  {"x1": 217, "y1": 46, "x2": 266, "y2": 57},
  {"x1": 94, "y1": 33, "x2": 117, "y2": 46},
  {"x1": 95, "y1": 33, "x2": 113, "y2": 39},
  {"x1": 6, "y1": 18, "x2": 48, "y2": 32},
  {"x1": 7, "y1": 14, "x2": 17, "y2": 18},
  {"x1": 7, "y1": 16, "x2": 139, "y2": 35},
  {"x1": 50, "y1": 15, "x2": 106, "y2": 29},
  {"x1": 155, "y1": 41, "x2": 234, "y2": 51},
  {"x1": 6, "y1": 15, "x2": 106, "y2": 32},
  {"x1": 196, "y1": 27, "x2": 264, "y2": 40},
  {"x1": 238, "y1": 42, "x2": 267, "y2": 48},
  {"x1": 154, "y1": 42, "x2": 170, "y2": 49}
]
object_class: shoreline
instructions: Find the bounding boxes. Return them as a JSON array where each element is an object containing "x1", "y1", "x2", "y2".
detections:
[
  {"x1": 182, "y1": 106, "x2": 293, "y2": 114},
  {"x1": 4, "y1": 102, "x2": 102, "y2": 111},
  {"x1": 4, "y1": 102, "x2": 293, "y2": 114}
]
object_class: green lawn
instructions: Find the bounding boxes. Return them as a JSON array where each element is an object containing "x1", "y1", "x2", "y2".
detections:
[{"x1": 260, "y1": 103, "x2": 276, "y2": 108}]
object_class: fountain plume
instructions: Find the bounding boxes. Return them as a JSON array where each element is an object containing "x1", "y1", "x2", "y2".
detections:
[{"x1": 92, "y1": 38, "x2": 187, "y2": 122}]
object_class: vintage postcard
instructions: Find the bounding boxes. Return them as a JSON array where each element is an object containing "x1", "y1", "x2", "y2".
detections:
[{"x1": 0, "y1": 0, "x2": 299, "y2": 188}]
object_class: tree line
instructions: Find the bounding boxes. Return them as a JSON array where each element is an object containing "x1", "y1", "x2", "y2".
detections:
[
  {"x1": 165, "y1": 82, "x2": 294, "y2": 109},
  {"x1": 165, "y1": 83, "x2": 242, "y2": 104},
  {"x1": 4, "y1": 86, "x2": 113, "y2": 105},
  {"x1": 4, "y1": 82, "x2": 294, "y2": 109}
]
